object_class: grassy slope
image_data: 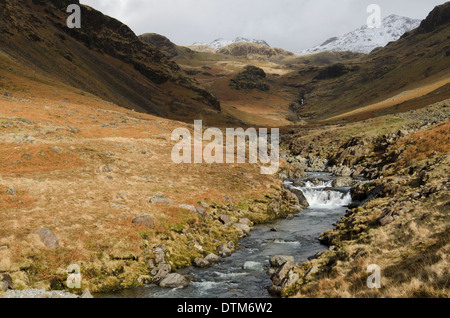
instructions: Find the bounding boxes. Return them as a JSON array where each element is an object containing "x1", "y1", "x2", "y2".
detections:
[
  {"x1": 281, "y1": 100, "x2": 449, "y2": 298},
  {"x1": 0, "y1": 0, "x2": 239, "y2": 126},
  {"x1": 0, "y1": 50, "x2": 295, "y2": 294},
  {"x1": 283, "y1": 21, "x2": 450, "y2": 122}
]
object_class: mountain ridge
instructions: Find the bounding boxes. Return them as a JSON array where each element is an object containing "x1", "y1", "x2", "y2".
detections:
[
  {"x1": 193, "y1": 37, "x2": 270, "y2": 50},
  {"x1": 297, "y1": 14, "x2": 421, "y2": 55},
  {"x1": 0, "y1": 0, "x2": 227, "y2": 124}
]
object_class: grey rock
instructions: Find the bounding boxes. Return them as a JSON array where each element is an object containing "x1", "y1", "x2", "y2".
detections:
[
  {"x1": 195, "y1": 206, "x2": 207, "y2": 215},
  {"x1": 178, "y1": 204, "x2": 197, "y2": 213},
  {"x1": 233, "y1": 223, "x2": 251, "y2": 235},
  {"x1": 219, "y1": 215, "x2": 235, "y2": 225},
  {"x1": 150, "y1": 194, "x2": 173, "y2": 205},
  {"x1": 305, "y1": 266, "x2": 320, "y2": 278},
  {"x1": 334, "y1": 165, "x2": 352, "y2": 177},
  {"x1": 1, "y1": 274, "x2": 13, "y2": 291},
  {"x1": 270, "y1": 255, "x2": 295, "y2": 268},
  {"x1": 52, "y1": 146, "x2": 62, "y2": 154},
  {"x1": 199, "y1": 201, "x2": 209, "y2": 209},
  {"x1": 239, "y1": 218, "x2": 252, "y2": 226},
  {"x1": 34, "y1": 228, "x2": 59, "y2": 249},
  {"x1": 153, "y1": 246, "x2": 167, "y2": 264},
  {"x1": 217, "y1": 244, "x2": 232, "y2": 258},
  {"x1": 204, "y1": 253, "x2": 221, "y2": 264},
  {"x1": 159, "y1": 273, "x2": 189, "y2": 288},
  {"x1": 332, "y1": 177, "x2": 354, "y2": 188},
  {"x1": 271, "y1": 261, "x2": 295, "y2": 286},
  {"x1": 132, "y1": 215, "x2": 155, "y2": 228},
  {"x1": 288, "y1": 188, "x2": 309, "y2": 208},
  {"x1": 3, "y1": 289, "x2": 79, "y2": 298},
  {"x1": 379, "y1": 215, "x2": 395, "y2": 226},
  {"x1": 152, "y1": 263, "x2": 171, "y2": 283},
  {"x1": 193, "y1": 258, "x2": 210, "y2": 269}
]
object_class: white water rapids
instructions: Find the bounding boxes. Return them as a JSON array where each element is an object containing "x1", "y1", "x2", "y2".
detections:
[{"x1": 285, "y1": 178, "x2": 352, "y2": 210}]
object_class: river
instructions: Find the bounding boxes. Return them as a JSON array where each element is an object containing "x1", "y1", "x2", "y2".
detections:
[{"x1": 100, "y1": 172, "x2": 352, "y2": 298}]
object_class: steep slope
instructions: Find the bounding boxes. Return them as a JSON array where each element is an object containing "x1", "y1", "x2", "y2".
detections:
[
  {"x1": 285, "y1": 2, "x2": 450, "y2": 122},
  {"x1": 298, "y1": 15, "x2": 421, "y2": 55},
  {"x1": 139, "y1": 33, "x2": 193, "y2": 58},
  {"x1": 0, "y1": 0, "x2": 227, "y2": 124}
]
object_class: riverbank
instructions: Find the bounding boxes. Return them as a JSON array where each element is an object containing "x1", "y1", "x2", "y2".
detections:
[
  {"x1": 278, "y1": 100, "x2": 449, "y2": 298},
  {"x1": 0, "y1": 72, "x2": 302, "y2": 297}
]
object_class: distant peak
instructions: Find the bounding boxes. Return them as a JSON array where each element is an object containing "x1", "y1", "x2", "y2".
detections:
[
  {"x1": 297, "y1": 14, "x2": 421, "y2": 55},
  {"x1": 193, "y1": 37, "x2": 270, "y2": 50}
]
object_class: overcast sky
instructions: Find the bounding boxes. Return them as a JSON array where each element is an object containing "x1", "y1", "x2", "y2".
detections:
[{"x1": 80, "y1": 0, "x2": 446, "y2": 51}]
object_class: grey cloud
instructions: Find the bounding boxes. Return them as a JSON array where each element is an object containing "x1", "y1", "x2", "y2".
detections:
[{"x1": 80, "y1": 0, "x2": 446, "y2": 51}]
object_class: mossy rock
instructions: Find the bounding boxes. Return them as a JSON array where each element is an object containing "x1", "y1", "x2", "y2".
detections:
[{"x1": 230, "y1": 65, "x2": 270, "y2": 91}]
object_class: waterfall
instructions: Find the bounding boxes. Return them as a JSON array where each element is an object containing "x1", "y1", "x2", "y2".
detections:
[
  {"x1": 297, "y1": 187, "x2": 352, "y2": 209},
  {"x1": 285, "y1": 176, "x2": 352, "y2": 209}
]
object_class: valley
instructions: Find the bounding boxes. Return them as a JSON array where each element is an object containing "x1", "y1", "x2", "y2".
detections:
[{"x1": 0, "y1": 0, "x2": 449, "y2": 299}]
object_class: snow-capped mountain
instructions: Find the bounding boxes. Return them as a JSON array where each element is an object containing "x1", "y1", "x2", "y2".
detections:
[
  {"x1": 193, "y1": 37, "x2": 270, "y2": 50},
  {"x1": 297, "y1": 15, "x2": 421, "y2": 55}
]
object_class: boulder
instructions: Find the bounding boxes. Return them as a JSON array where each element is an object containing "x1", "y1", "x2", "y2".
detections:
[
  {"x1": 379, "y1": 215, "x2": 395, "y2": 226},
  {"x1": 282, "y1": 189, "x2": 300, "y2": 206},
  {"x1": 269, "y1": 255, "x2": 295, "y2": 268},
  {"x1": 178, "y1": 204, "x2": 197, "y2": 213},
  {"x1": 151, "y1": 263, "x2": 172, "y2": 283},
  {"x1": 219, "y1": 215, "x2": 236, "y2": 225},
  {"x1": 195, "y1": 206, "x2": 207, "y2": 215},
  {"x1": 305, "y1": 266, "x2": 319, "y2": 278},
  {"x1": 334, "y1": 166, "x2": 352, "y2": 177},
  {"x1": 288, "y1": 188, "x2": 310, "y2": 208},
  {"x1": 52, "y1": 146, "x2": 62, "y2": 154},
  {"x1": 193, "y1": 258, "x2": 210, "y2": 269},
  {"x1": 34, "y1": 228, "x2": 59, "y2": 249},
  {"x1": 307, "y1": 157, "x2": 328, "y2": 172},
  {"x1": 332, "y1": 177, "x2": 354, "y2": 188},
  {"x1": 239, "y1": 218, "x2": 252, "y2": 226},
  {"x1": 204, "y1": 254, "x2": 221, "y2": 264},
  {"x1": 233, "y1": 223, "x2": 251, "y2": 235},
  {"x1": 150, "y1": 194, "x2": 173, "y2": 205},
  {"x1": 198, "y1": 201, "x2": 210, "y2": 209},
  {"x1": 217, "y1": 244, "x2": 232, "y2": 258},
  {"x1": 281, "y1": 269, "x2": 300, "y2": 288},
  {"x1": 132, "y1": 215, "x2": 154, "y2": 228},
  {"x1": 159, "y1": 273, "x2": 189, "y2": 288},
  {"x1": 271, "y1": 261, "x2": 295, "y2": 286},
  {"x1": 153, "y1": 245, "x2": 167, "y2": 264},
  {"x1": 1, "y1": 274, "x2": 13, "y2": 291}
]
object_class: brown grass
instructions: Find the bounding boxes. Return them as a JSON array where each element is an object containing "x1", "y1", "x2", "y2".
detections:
[
  {"x1": 0, "y1": 143, "x2": 84, "y2": 174},
  {"x1": 397, "y1": 121, "x2": 450, "y2": 164}
]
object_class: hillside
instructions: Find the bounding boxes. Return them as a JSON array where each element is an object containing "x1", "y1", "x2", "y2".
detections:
[
  {"x1": 283, "y1": 2, "x2": 450, "y2": 122},
  {"x1": 0, "y1": 0, "x2": 235, "y2": 125},
  {"x1": 0, "y1": 0, "x2": 448, "y2": 300},
  {"x1": 139, "y1": 33, "x2": 193, "y2": 59}
]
